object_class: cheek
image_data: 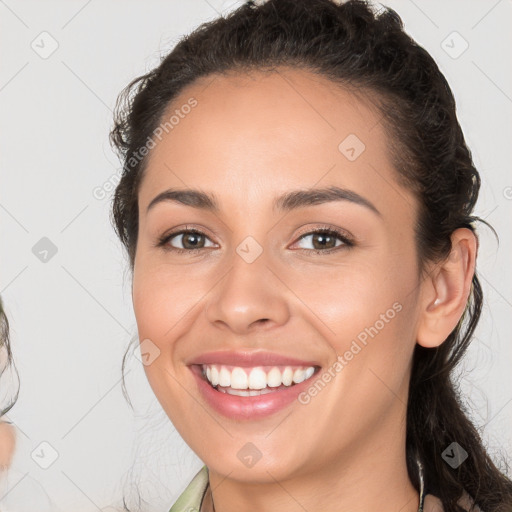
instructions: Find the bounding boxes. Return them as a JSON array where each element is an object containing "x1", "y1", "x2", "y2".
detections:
[
  {"x1": 292, "y1": 258, "x2": 408, "y2": 336},
  {"x1": 294, "y1": 254, "x2": 418, "y2": 386},
  {"x1": 132, "y1": 259, "x2": 204, "y2": 342}
]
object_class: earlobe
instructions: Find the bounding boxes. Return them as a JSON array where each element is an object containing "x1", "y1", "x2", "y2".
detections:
[{"x1": 416, "y1": 228, "x2": 477, "y2": 349}]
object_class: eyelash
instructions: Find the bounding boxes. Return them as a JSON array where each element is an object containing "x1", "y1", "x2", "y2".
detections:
[{"x1": 156, "y1": 225, "x2": 354, "y2": 256}]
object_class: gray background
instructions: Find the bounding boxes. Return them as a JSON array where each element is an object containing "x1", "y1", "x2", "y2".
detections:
[{"x1": 0, "y1": 0, "x2": 511, "y2": 510}]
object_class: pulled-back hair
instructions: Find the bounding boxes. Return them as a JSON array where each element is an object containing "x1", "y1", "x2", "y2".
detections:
[{"x1": 109, "y1": 1, "x2": 512, "y2": 510}]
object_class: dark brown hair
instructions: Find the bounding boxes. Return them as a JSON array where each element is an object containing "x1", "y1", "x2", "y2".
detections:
[{"x1": 109, "y1": 1, "x2": 512, "y2": 510}]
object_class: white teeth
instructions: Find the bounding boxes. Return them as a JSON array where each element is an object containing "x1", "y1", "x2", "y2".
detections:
[
  {"x1": 231, "y1": 367, "x2": 248, "y2": 389},
  {"x1": 218, "y1": 367, "x2": 231, "y2": 387},
  {"x1": 201, "y1": 364, "x2": 317, "y2": 390},
  {"x1": 266, "y1": 367, "x2": 282, "y2": 387},
  {"x1": 210, "y1": 366, "x2": 219, "y2": 386},
  {"x1": 248, "y1": 367, "x2": 267, "y2": 389},
  {"x1": 292, "y1": 367, "x2": 306, "y2": 384},
  {"x1": 218, "y1": 387, "x2": 275, "y2": 396},
  {"x1": 282, "y1": 367, "x2": 293, "y2": 386}
]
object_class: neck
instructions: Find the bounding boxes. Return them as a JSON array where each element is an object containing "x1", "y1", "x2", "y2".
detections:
[{"x1": 205, "y1": 407, "x2": 420, "y2": 512}]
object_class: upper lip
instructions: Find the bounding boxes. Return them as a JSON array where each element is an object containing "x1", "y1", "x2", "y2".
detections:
[{"x1": 187, "y1": 350, "x2": 321, "y2": 368}]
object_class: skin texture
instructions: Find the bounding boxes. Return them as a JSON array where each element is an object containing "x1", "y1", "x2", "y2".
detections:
[{"x1": 132, "y1": 68, "x2": 476, "y2": 512}]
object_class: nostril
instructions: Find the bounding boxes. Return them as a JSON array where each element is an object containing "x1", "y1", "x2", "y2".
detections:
[{"x1": 252, "y1": 318, "x2": 270, "y2": 328}]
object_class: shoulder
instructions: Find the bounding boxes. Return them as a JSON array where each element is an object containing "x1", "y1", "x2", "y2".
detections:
[
  {"x1": 424, "y1": 493, "x2": 444, "y2": 512},
  {"x1": 458, "y1": 490, "x2": 483, "y2": 512},
  {"x1": 423, "y1": 490, "x2": 483, "y2": 512}
]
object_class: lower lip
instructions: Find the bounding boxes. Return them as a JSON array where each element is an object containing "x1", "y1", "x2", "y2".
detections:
[{"x1": 189, "y1": 364, "x2": 319, "y2": 420}]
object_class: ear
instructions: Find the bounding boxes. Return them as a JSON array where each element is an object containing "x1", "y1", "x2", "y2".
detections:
[{"x1": 416, "y1": 227, "x2": 478, "y2": 348}]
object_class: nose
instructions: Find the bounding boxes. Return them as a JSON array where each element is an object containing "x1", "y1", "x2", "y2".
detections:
[{"x1": 204, "y1": 248, "x2": 291, "y2": 335}]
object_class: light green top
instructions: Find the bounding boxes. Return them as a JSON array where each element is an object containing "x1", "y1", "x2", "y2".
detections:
[{"x1": 169, "y1": 465, "x2": 209, "y2": 512}]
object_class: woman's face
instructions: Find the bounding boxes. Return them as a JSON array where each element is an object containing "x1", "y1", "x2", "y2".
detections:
[{"x1": 132, "y1": 68, "x2": 425, "y2": 482}]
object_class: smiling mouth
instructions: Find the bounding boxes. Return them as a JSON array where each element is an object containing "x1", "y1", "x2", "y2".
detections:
[{"x1": 197, "y1": 363, "x2": 321, "y2": 396}]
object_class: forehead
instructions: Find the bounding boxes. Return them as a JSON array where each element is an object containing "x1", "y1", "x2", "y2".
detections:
[{"x1": 138, "y1": 67, "x2": 413, "y2": 220}]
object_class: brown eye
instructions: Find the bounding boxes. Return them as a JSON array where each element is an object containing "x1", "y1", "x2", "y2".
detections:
[
  {"x1": 158, "y1": 228, "x2": 216, "y2": 253},
  {"x1": 173, "y1": 231, "x2": 206, "y2": 250},
  {"x1": 308, "y1": 232, "x2": 338, "y2": 250},
  {"x1": 293, "y1": 227, "x2": 354, "y2": 254}
]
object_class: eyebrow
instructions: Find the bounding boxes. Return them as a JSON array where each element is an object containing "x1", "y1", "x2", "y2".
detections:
[{"x1": 146, "y1": 185, "x2": 381, "y2": 217}]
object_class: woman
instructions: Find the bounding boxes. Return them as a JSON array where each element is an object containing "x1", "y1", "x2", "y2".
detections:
[{"x1": 109, "y1": 0, "x2": 512, "y2": 511}]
